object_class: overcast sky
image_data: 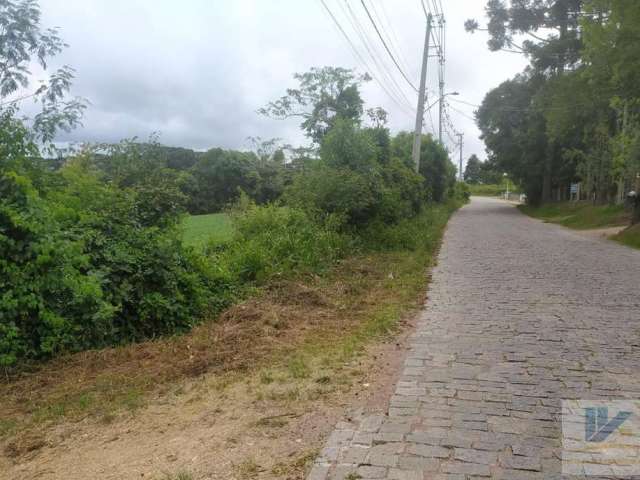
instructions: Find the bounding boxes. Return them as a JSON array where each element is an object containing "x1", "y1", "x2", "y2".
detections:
[{"x1": 38, "y1": 0, "x2": 528, "y2": 169}]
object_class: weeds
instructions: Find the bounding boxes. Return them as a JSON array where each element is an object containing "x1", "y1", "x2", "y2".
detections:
[
  {"x1": 613, "y1": 224, "x2": 640, "y2": 250},
  {"x1": 287, "y1": 355, "x2": 311, "y2": 379},
  {"x1": 162, "y1": 472, "x2": 193, "y2": 480},
  {"x1": 519, "y1": 201, "x2": 629, "y2": 229},
  {"x1": 235, "y1": 458, "x2": 260, "y2": 479},
  {"x1": 0, "y1": 202, "x2": 459, "y2": 451}
]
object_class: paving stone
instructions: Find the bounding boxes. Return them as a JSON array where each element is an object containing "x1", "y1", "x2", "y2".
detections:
[
  {"x1": 453, "y1": 448, "x2": 498, "y2": 465},
  {"x1": 441, "y1": 460, "x2": 491, "y2": 476},
  {"x1": 356, "y1": 465, "x2": 387, "y2": 478},
  {"x1": 307, "y1": 198, "x2": 640, "y2": 480},
  {"x1": 406, "y1": 443, "x2": 450, "y2": 458}
]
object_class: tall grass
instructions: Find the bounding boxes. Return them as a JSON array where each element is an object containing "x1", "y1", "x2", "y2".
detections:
[{"x1": 519, "y1": 201, "x2": 629, "y2": 229}]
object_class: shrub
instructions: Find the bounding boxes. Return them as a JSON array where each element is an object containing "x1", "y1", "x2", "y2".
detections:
[
  {"x1": 223, "y1": 203, "x2": 348, "y2": 283},
  {"x1": 359, "y1": 202, "x2": 459, "y2": 252},
  {"x1": 283, "y1": 163, "x2": 376, "y2": 227},
  {"x1": 0, "y1": 170, "x2": 111, "y2": 365},
  {"x1": 0, "y1": 144, "x2": 228, "y2": 366}
]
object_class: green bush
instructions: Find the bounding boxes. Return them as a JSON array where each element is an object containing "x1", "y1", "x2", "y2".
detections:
[
  {"x1": 0, "y1": 139, "x2": 229, "y2": 366},
  {"x1": 223, "y1": 203, "x2": 348, "y2": 283},
  {"x1": 284, "y1": 163, "x2": 376, "y2": 227},
  {"x1": 0, "y1": 170, "x2": 111, "y2": 365},
  {"x1": 359, "y1": 202, "x2": 459, "y2": 252}
]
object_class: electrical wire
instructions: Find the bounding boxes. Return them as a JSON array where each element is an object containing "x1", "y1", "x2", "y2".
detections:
[
  {"x1": 377, "y1": 0, "x2": 416, "y2": 81},
  {"x1": 447, "y1": 101, "x2": 477, "y2": 123},
  {"x1": 360, "y1": 0, "x2": 419, "y2": 92},
  {"x1": 340, "y1": 0, "x2": 415, "y2": 111},
  {"x1": 368, "y1": 0, "x2": 413, "y2": 82},
  {"x1": 318, "y1": 0, "x2": 416, "y2": 118}
]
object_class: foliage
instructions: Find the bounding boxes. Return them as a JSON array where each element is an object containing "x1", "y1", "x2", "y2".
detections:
[
  {"x1": 473, "y1": 0, "x2": 640, "y2": 211},
  {"x1": 391, "y1": 131, "x2": 456, "y2": 202},
  {"x1": 0, "y1": 163, "x2": 108, "y2": 365},
  {"x1": 222, "y1": 203, "x2": 348, "y2": 283},
  {"x1": 0, "y1": 0, "x2": 87, "y2": 148},
  {"x1": 188, "y1": 148, "x2": 260, "y2": 213},
  {"x1": 0, "y1": 132, "x2": 226, "y2": 366},
  {"x1": 359, "y1": 200, "x2": 462, "y2": 251},
  {"x1": 466, "y1": 0, "x2": 584, "y2": 73},
  {"x1": 468, "y1": 183, "x2": 519, "y2": 197},
  {"x1": 258, "y1": 67, "x2": 369, "y2": 144},
  {"x1": 284, "y1": 162, "x2": 377, "y2": 227},
  {"x1": 463, "y1": 154, "x2": 503, "y2": 184},
  {"x1": 284, "y1": 121, "x2": 429, "y2": 228}
]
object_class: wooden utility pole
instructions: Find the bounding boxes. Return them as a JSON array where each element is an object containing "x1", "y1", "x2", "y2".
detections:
[
  {"x1": 412, "y1": 13, "x2": 432, "y2": 172},
  {"x1": 456, "y1": 133, "x2": 464, "y2": 181}
]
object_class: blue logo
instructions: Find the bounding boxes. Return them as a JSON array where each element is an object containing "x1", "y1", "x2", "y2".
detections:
[{"x1": 585, "y1": 407, "x2": 632, "y2": 442}]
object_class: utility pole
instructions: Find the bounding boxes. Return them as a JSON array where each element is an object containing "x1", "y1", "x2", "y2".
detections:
[
  {"x1": 438, "y1": 78, "x2": 445, "y2": 144},
  {"x1": 437, "y1": 17, "x2": 445, "y2": 144},
  {"x1": 456, "y1": 133, "x2": 464, "y2": 181},
  {"x1": 412, "y1": 13, "x2": 432, "y2": 172}
]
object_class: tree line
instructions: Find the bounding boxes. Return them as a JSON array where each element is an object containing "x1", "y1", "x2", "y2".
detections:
[{"x1": 469, "y1": 0, "x2": 640, "y2": 215}]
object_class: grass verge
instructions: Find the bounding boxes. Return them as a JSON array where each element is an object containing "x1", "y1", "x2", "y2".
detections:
[
  {"x1": 519, "y1": 201, "x2": 630, "y2": 229},
  {"x1": 0, "y1": 202, "x2": 460, "y2": 460},
  {"x1": 612, "y1": 224, "x2": 640, "y2": 250}
]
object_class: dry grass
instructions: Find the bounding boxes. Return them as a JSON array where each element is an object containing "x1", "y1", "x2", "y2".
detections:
[{"x1": 0, "y1": 245, "x2": 437, "y2": 459}]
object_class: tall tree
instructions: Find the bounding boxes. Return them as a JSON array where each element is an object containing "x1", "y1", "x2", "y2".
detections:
[
  {"x1": 477, "y1": 74, "x2": 549, "y2": 204},
  {"x1": 466, "y1": 0, "x2": 586, "y2": 74},
  {"x1": 463, "y1": 155, "x2": 483, "y2": 184},
  {"x1": 259, "y1": 67, "x2": 369, "y2": 144}
]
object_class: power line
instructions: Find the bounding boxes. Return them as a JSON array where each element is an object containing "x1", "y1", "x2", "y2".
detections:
[
  {"x1": 340, "y1": 0, "x2": 415, "y2": 111},
  {"x1": 360, "y1": 0, "x2": 419, "y2": 92},
  {"x1": 447, "y1": 101, "x2": 477, "y2": 122},
  {"x1": 377, "y1": 0, "x2": 416, "y2": 81},
  {"x1": 368, "y1": 0, "x2": 413, "y2": 82},
  {"x1": 318, "y1": 0, "x2": 415, "y2": 118}
]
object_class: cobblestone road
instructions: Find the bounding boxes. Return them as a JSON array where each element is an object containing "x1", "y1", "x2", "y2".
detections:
[{"x1": 308, "y1": 197, "x2": 640, "y2": 480}]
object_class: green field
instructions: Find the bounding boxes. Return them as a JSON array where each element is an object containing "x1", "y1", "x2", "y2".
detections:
[
  {"x1": 182, "y1": 213, "x2": 233, "y2": 247},
  {"x1": 613, "y1": 224, "x2": 640, "y2": 250},
  {"x1": 519, "y1": 202, "x2": 630, "y2": 230},
  {"x1": 468, "y1": 184, "x2": 520, "y2": 197}
]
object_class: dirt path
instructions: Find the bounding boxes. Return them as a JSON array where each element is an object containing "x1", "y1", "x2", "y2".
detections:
[
  {"x1": 1, "y1": 335, "x2": 410, "y2": 480},
  {"x1": 308, "y1": 197, "x2": 640, "y2": 479}
]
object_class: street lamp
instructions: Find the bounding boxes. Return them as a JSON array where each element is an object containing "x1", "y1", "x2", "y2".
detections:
[
  {"x1": 427, "y1": 92, "x2": 460, "y2": 112},
  {"x1": 503, "y1": 173, "x2": 510, "y2": 200}
]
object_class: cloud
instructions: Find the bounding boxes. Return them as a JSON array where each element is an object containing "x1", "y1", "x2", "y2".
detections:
[{"x1": 38, "y1": 0, "x2": 527, "y2": 166}]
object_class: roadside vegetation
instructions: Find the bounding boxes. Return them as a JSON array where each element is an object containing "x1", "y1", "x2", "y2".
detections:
[
  {"x1": 0, "y1": 2, "x2": 465, "y2": 473},
  {"x1": 519, "y1": 202, "x2": 630, "y2": 229},
  {"x1": 519, "y1": 200, "x2": 640, "y2": 250},
  {"x1": 0, "y1": 202, "x2": 459, "y2": 448},
  {"x1": 613, "y1": 224, "x2": 640, "y2": 249}
]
